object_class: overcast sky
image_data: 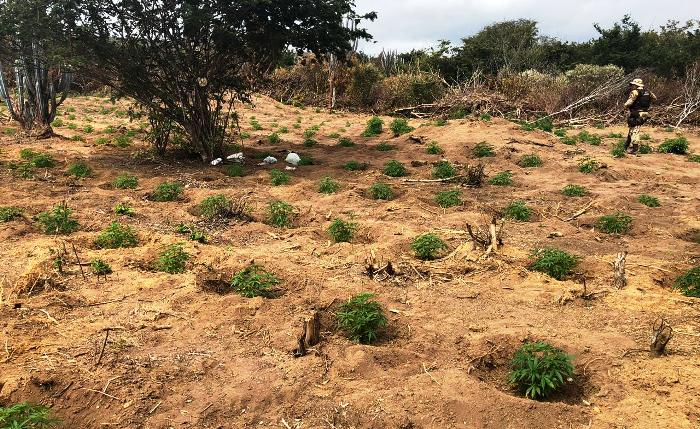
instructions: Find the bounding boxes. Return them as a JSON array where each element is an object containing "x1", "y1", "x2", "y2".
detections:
[{"x1": 354, "y1": 0, "x2": 700, "y2": 54}]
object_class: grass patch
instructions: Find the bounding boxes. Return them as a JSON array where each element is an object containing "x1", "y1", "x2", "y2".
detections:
[
  {"x1": 369, "y1": 182, "x2": 393, "y2": 200},
  {"x1": 432, "y1": 161, "x2": 457, "y2": 179},
  {"x1": 479, "y1": 113, "x2": 492, "y2": 122},
  {"x1": 383, "y1": 160, "x2": 407, "y2": 177},
  {"x1": 411, "y1": 233, "x2": 448, "y2": 260},
  {"x1": 298, "y1": 155, "x2": 315, "y2": 166},
  {"x1": 199, "y1": 194, "x2": 234, "y2": 219},
  {"x1": 267, "y1": 200, "x2": 295, "y2": 228},
  {"x1": 688, "y1": 154, "x2": 700, "y2": 163},
  {"x1": 20, "y1": 149, "x2": 55, "y2": 168},
  {"x1": 337, "y1": 293, "x2": 387, "y2": 344},
  {"x1": 114, "y1": 202, "x2": 135, "y2": 216},
  {"x1": 0, "y1": 206, "x2": 23, "y2": 222},
  {"x1": 489, "y1": 171, "x2": 513, "y2": 186},
  {"x1": 435, "y1": 190, "x2": 461, "y2": 208},
  {"x1": 607, "y1": 132, "x2": 624, "y2": 138},
  {"x1": 638, "y1": 194, "x2": 660, "y2": 207},
  {"x1": 530, "y1": 247, "x2": 579, "y2": 280},
  {"x1": 562, "y1": 184, "x2": 588, "y2": 197},
  {"x1": 376, "y1": 141, "x2": 395, "y2": 151},
  {"x1": 52, "y1": 118, "x2": 64, "y2": 127},
  {"x1": 509, "y1": 341, "x2": 574, "y2": 400},
  {"x1": 318, "y1": 177, "x2": 340, "y2": 194},
  {"x1": 578, "y1": 131, "x2": 602, "y2": 145},
  {"x1": 362, "y1": 116, "x2": 384, "y2": 137},
  {"x1": 94, "y1": 222, "x2": 138, "y2": 248},
  {"x1": 67, "y1": 161, "x2": 92, "y2": 178},
  {"x1": 303, "y1": 138, "x2": 317, "y2": 147},
  {"x1": 611, "y1": 140, "x2": 626, "y2": 158},
  {"x1": 250, "y1": 118, "x2": 263, "y2": 130},
  {"x1": 231, "y1": 264, "x2": 280, "y2": 298},
  {"x1": 560, "y1": 136, "x2": 577, "y2": 145},
  {"x1": 327, "y1": 218, "x2": 357, "y2": 243},
  {"x1": 113, "y1": 173, "x2": 138, "y2": 189},
  {"x1": 269, "y1": 169, "x2": 290, "y2": 186},
  {"x1": 504, "y1": 200, "x2": 532, "y2": 221},
  {"x1": 426, "y1": 141, "x2": 444, "y2": 155},
  {"x1": 473, "y1": 141, "x2": 495, "y2": 158},
  {"x1": 578, "y1": 158, "x2": 600, "y2": 174},
  {"x1": 553, "y1": 128, "x2": 566, "y2": 137},
  {"x1": 338, "y1": 137, "x2": 355, "y2": 147},
  {"x1": 83, "y1": 125, "x2": 94, "y2": 133},
  {"x1": 225, "y1": 164, "x2": 246, "y2": 177},
  {"x1": 90, "y1": 259, "x2": 113, "y2": 276},
  {"x1": 154, "y1": 243, "x2": 189, "y2": 274},
  {"x1": 0, "y1": 402, "x2": 60, "y2": 428},
  {"x1": 113, "y1": 135, "x2": 132, "y2": 147},
  {"x1": 674, "y1": 266, "x2": 700, "y2": 297},
  {"x1": 343, "y1": 160, "x2": 368, "y2": 171},
  {"x1": 518, "y1": 154, "x2": 543, "y2": 168},
  {"x1": 268, "y1": 132, "x2": 281, "y2": 144},
  {"x1": 595, "y1": 212, "x2": 633, "y2": 234},
  {"x1": 389, "y1": 118, "x2": 414, "y2": 136},
  {"x1": 658, "y1": 137, "x2": 689, "y2": 155},
  {"x1": 639, "y1": 144, "x2": 653, "y2": 154},
  {"x1": 35, "y1": 203, "x2": 79, "y2": 234},
  {"x1": 151, "y1": 182, "x2": 183, "y2": 202}
]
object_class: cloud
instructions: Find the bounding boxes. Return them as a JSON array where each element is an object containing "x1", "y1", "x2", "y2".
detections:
[{"x1": 354, "y1": 0, "x2": 700, "y2": 54}]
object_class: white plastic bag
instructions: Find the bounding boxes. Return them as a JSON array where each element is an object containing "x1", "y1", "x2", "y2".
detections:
[{"x1": 285, "y1": 152, "x2": 301, "y2": 166}]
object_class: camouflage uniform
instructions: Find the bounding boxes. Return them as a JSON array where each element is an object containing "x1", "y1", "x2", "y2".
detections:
[{"x1": 624, "y1": 78, "x2": 656, "y2": 154}]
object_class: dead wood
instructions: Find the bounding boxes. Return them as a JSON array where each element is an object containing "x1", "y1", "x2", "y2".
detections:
[
  {"x1": 612, "y1": 251, "x2": 628, "y2": 289},
  {"x1": 650, "y1": 318, "x2": 673, "y2": 357},
  {"x1": 293, "y1": 311, "x2": 321, "y2": 358}
]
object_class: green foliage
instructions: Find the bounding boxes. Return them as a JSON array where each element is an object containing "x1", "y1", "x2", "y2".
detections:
[
  {"x1": 473, "y1": 141, "x2": 495, "y2": 157},
  {"x1": 268, "y1": 132, "x2": 281, "y2": 144},
  {"x1": 521, "y1": 117, "x2": 553, "y2": 132},
  {"x1": 225, "y1": 164, "x2": 246, "y2": 177},
  {"x1": 52, "y1": 118, "x2": 64, "y2": 127},
  {"x1": 426, "y1": 141, "x2": 444, "y2": 155},
  {"x1": 231, "y1": 264, "x2": 280, "y2": 298},
  {"x1": 104, "y1": 125, "x2": 117, "y2": 134},
  {"x1": 250, "y1": 118, "x2": 263, "y2": 130},
  {"x1": 71, "y1": 134, "x2": 85, "y2": 142},
  {"x1": 327, "y1": 132, "x2": 341, "y2": 139},
  {"x1": 67, "y1": 123, "x2": 77, "y2": 130},
  {"x1": 674, "y1": 266, "x2": 700, "y2": 297},
  {"x1": 639, "y1": 144, "x2": 653, "y2": 154},
  {"x1": 688, "y1": 154, "x2": 700, "y2": 163},
  {"x1": 91, "y1": 259, "x2": 113, "y2": 276},
  {"x1": 638, "y1": 194, "x2": 660, "y2": 207},
  {"x1": 504, "y1": 200, "x2": 532, "y2": 221},
  {"x1": 611, "y1": 140, "x2": 626, "y2": 158},
  {"x1": 95, "y1": 137, "x2": 110, "y2": 145},
  {"x1": 411, "y1": 233, "x2": 448, "y2": 260},
  {"x1": 270, "y1": 169, "x2": 291, "y2": 186},
  {"x1": 435, "y1": 190, "x2": 461, "y2": 208},
  {"x1": 530, "y1": 247, "x2": 579, "y2": 280},
  {"x1": 595, "y1": 212, "x2": 633, "y2": 234},
  {"x1": 562, "y1": 184, "x2": 588, "y2": 197},
  {"x1": 327, "y1": 218, "x2": 358, "y2": 243},
  {"x1": 298, "y1": 155, "x2": 315, "y2": 166},
  {"x1": 509, "y1": 342, "x2": 574, "y2": 400},
  {"x1": 95, "y1": 222, "x2": 139, "y2": 249},
  {"x1": 389, "y1": 118, "x2": 414, "y2": 136},
  {"x1": 578, "y1": 157, "x2": 600, "y2": 174},
  {"x1": 114, "y1": 202, "x2": 135, "y2": 216},
  {"x1": 369, "y1": 182, "x2": 393, "y2": 200},
  {"x1": 336, "y1": 293, "x2": 387, "y2": 344},
  {"x1": 113, "y1": 173, "x2": 138, "y2": 189},
  {"x1": 432, "y1": 160, "x2": 457, "y2": 179},
  {"x1": 560, "y1": 136, "x2": 578, "y2": 145},
  {"x1": 35, "y1": 203, "x2": 79, "y2": 235},
  {"x1": 518, "y1": 154, "x2": 542, "y2": 168},
  {"x1": 302, "y1": 127, "x2": 318, "y2": 139},
  {"x1": 343, "y1": 160, "x2": 368, "y2": 171},
  {"x1": 83, "y1": 125, "x2": 94, "y2": 133},
  {"x1": 0, "y1": 206, "x2": 23, "y2": 222},
  {"x1": 375, "y1": 141, "x2": 395, "y2": 151},
  {"x1": 489, "y1": 171, "x2": 513, "y2": 186},
  {"x1": 67, "y1": 161, "x2": 92, "y2": 178},
  {"x1": 577, "y1": 131, "x2": 602, "y2": 145},
  {"x1": 338, "y1": 137, "x2": 355, "y2": 147},
  {"x1": 303, "y1": 138, "x2": 318, "y2": 147},
  {"x1": 20, "y1": 149, "x2": 55, "y2": 168},
  {"x1": 479, "y1": 113, "x2": 492, "y2": 122},
  {"x1": 658, "y1": 137, "x2": 689, "y2": 155},
  {"x1": 199, "y1": 194, "x2": 233, "y2": 219},
  {"x1": 267, "y1": 200, "x2": 295, "y2": 228},
  {"x1": 114, "y1": 134, "x2": 132, "y2": 147},
  {"x1": 318, "y1": 177, "x2": 340, "y2": 194},
  {"x1": 151, "y1": 182, "x2": 183, "y2": 201},
  {"x1": 607, "y1": 132, "x2": 624, "y2": 138},
  {"x1": 154, "y1": 243, "x2": 189, "y2": 274},
  {"x1": 383, "y1": 160, "x2": 407, "y2": 177},
  {"x1": 553, "y1": 128, "x2": 566, "y2": 137},
  {"x1": 362, "y1": 116, "x2": 384, "y2": 137},
  {"x1": 67, "y1": 114, "x2": 76, "y2": 121},
  {"x1": 0, "y1": 402, "x2": 59, "y2": 429},
  {"x1": 640, "y1": 133, "x2": 651, "y2": 141}
]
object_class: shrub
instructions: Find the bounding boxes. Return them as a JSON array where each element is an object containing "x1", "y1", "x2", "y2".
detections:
[
  {"x1": 91, "y1": 259, "x2": 113, "y2": 276},
  {"x1": 560, "y1": 136, "x2": 577, "y2": 145},
  {"x1": 270, "y1": 169, "x2": 291, "y2": 186},
  {"x1": 303, "y1": 138, "x2": 318, "y2": 147},
  {"x1": 521, "y1": 117, "x2": 553, "y2": 132},
  {"x1": 369, "y1": 182, "x2": 393, "y2": 200},
  {"x1": 95, "y1": 137, "x2": 110, "y2": 145},
  {"x1": 578, "y1": 131, "x2": 602, "y2": 145},
  {"x1": 343, "y1": 160, "x2": 368, "y2": 171},
  {"x1": 318, "y1": 177, "x2": 340, "y2": 194},
  {"x1": 114, "y1": 202, "x2": 135, "y2": 216},
  {"x1": 327, "y1": 218, "x2": 358, "y2": 243},
  {"x1": 504, "y1": 200, "x2": 532, "y2": 221},
  {"x1": 611, "y1": 140, "x2": 626, "y2": 158},
  {"x1": 688, "y1": 154, "x2": 700, "y2": 163},
  {"x1": 518, "y1": 154, "x2": 542, "y2": 168},
  {"x1": 389, "y1": 118, "x2": 414, "y2": 136},
  {"x1": 83, "y1": 125, "x2": 94, "y2": 133},
  {"x1": 426, "y1": 141, "x2": 444, "y2": 155},
  {"x1": 94, "y1": 222, "x2": 138, "y2": 249},
  {"x1": 0, "y1": 402, "x2": 60, "y2": 429},
  {"x1": 362, "y1": 116, "x2": 384, "y2": 137},
  {"x1": 199, "y1": 194, "x2": 233, "y2": 219},
  {"x1": 435, "y1": 190, "x2": 461, "y2": 208},
  {"x1": 473, "y1": 141, "x2": 495, "y2": 158},
  {"x1": 268, "y1": 132, "x2": 281, "y2": 144},
  {"x1": 432, "y1": 161, "x2": 457, "y2": 179},
  {"x1": 67, "y1": 114, "x2": 76, "y2": 120},
  {"x1": 530, "y1": 247, "x2": 579, "y2": 280},
  {"x1": 509, "y1": 341, "x2": 574, "y2": 400},
  {"x1": 302, "y1": 127, "x2": 318, "y2": 139},
  {"x1": 189, "y1": 230, "x2": 207, "y2": 243},
  {"x1": 336, "y1": 293, "x2": 387, "y2": 344},
  {"x1": 21, "y1": 150, "x2": 55, "y2": 168},
  {"x1": 674, "y1": 266, "x2": 700, "y2": 297},
  {"x1": 0, "y1": 206, "x2": 23, "y2": 222},
  {"x1": 562, "y1": 184, "x2": 588, "y2": 197},
  {"x1": 152, "y1": 182, "x2": 183, "y2": 201},
  {"x1": 376, "y1": 141, "x2": 395, "y2": 151},
  {"x1": 298, "y1": 155, "x2": 315, "y2": 166},
  {"x1": 67, "y1": 161, "x2": 92, "y2": 178},
  {"x1": 553, "y1": 128, "x2": 566, "y2": 137},
  {"x1": 383, "y1": 160, "x2": 407, "y2": 177},
  {"x1": 658, "y1": 137, "x2": 689, "y2": 155},
  {"x1": 578, "y1": 158, "x2": 600, "y2": 174},
  {"x1": 154, "y1": 243, "x2": 189, "y2": 274},
  {"x1": 113, "y1": 173, "x2": 138, "y2": 189},
  {"x1": 638, "y1": 194, "x2": 660, "y2": 208},
  {"x1": 596, "y1": 212, "x2": 633, "y2": 234},
  {"x1": 225, "y1": 164, "x2": 246, "y2": 177},
  {"x1": 480, "y1": 113, "x2": 492, "y2": 122},
  {"x1": 71, "y1": 135, "x2": 85, "y2": 142},
  {"x1": 639, "y1": 144, "x2": 653, "y2": 154},
  {"x1": 104, "y1": 125, "x2": 117, "y2": 134},
  {"x1": 411, "y1": 233, "x2": 448, "y2": 260},
  {"x1": 114, "y1": 135, "x2": 132, "y2": 147},
  {"x1": 52, "y1": 118, "x2": 64, "y2": 127},
  {"x1": 489, "y1": 171, "x2": 513, "y2": 186},
  {"x1": 267, "y1": 200, "x2": 295, "y2": 228},
  {"x1": 231, "y1": 264, "x2": 280, "y2": 298},
  {"x1": 35, "y1": 203, "x2": 79, "y2": 234},
  {"x1": 250, "y1": 118, "x2": 263, "y2": 130},
  {"x1": 640, "y1": 133, "x2": 651, "y2": 141},
  {"x1": 277, "y1": 127, "x2": 289, "y2": 134},
  {"x1": 338, "y1": 137, "x2": 355, "y2": 147}
]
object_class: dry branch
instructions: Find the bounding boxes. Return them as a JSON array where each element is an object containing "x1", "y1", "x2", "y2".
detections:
[{"x1": 612, "y1": 252, "x2": 628, "y2": 289}]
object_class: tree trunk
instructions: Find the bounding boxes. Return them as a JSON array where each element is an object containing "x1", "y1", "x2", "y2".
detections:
[{"x1": 293, "y1": 311, "x2": 321, "y2": 357}]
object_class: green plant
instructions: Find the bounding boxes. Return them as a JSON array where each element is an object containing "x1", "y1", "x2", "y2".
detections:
[
  {"x1": 95, "y1": 137, "x2": 110, "y2": 145},
  {"x1": 674, "y1": 266, "x2": 700, "y2": 297},
  {"x1": 658, "y1": 137, "x2": 689, "y2": 154},
  {"x1": 362, "y1": 116, "x2": 384, "y2": 137},
  {"x1": 67, "y1": 123, "x2": 77, "y2": 130},
  {"x1": 611, "y1": 140, "x2": 626, "y2": 158},
  {"x1": 71, "y1": 134, "x2": 85, "y2": 142},
  {"x1": 114, "y1": 202, "x2": 135, "y2": 216},
  {"x1": 607, "y1": 132, "x2": 624, "y2": 138},
  {"x1": 278, "y1": 126, "x2": 289, "y2": 134},
  {"x1": 640, "y1": 133, "x2": 651, "y2": 141},
  {"x1": 383, "y1": 160, "x2": 407, "y2": 177},
  {"x1": 434, "y1": 118, "x2": 448, "y2": 126},
  {"x1": 67, "y1": 161, "x2": 92, "y2": 178},
  {"x1": 267, "y1": 200, "x2": 295, "y2": 228},
  {"x1": 336, "y1": 293, "x2": 387, "y2": 344},
  {"x1": 302, "y1": 127, "x2": 317, "y2": 139},
  {"x1": 52, "y1": 118, "x2": 64, "y2": 127},
  {"x1": 595, "y1": 212, "x2": 633, "y2": 234},
  {"x1": 638, "y1": 194, "x2": 660, "y2": 208},
  {"x1": 0, "y1": 402, "x2": 60, "y2": 429},
  {"x1": 20, "y1": 150, "x2": 55, "y2": 168},
  {"x1": 376, "y1": 141, "x2": 395, "y2": 151},
  {"x1": 664, "y1": 126, "x2": 675, "y2": 132},
  {"x1": 91, "y1": 259, "x2": 113, "y2": 276},
  {"x1": 509, "y1": 341, "x2": 574, "y2": 400},
  {"x1": 473, "y1": 141, "x2": 495, "y2": 157},
  {"x1": 479, "y1": 112, "x2": 492, "y2": 122},
  {"x1": 688, "y1": 154, "x2": 700, "y2": 163},
  {"x1": 639, "y1": 144, "x2": 653, "y2": 154},
  {"x1": 562, "y1": 184, "x2": 588, "y2": 197},
  {"x1": 426, "y1": 141, "x2": 443, "y2": 155},
  {"x1": 250, "y1": 118, "x2": 263, "y2": 130},
  {"x1": 0, "y1": 206, "x2": 23, "y2": 222},
  {"x1": 338, "y1": 137, "x2": 355, "y2": 147},
  {"x1": 504, "y1": 200, "x2": 532, "y2": 221},
  {"x1": 231, "y1": 264, "x2": 280, "y2": 298},
  {"x1": 578, "y1": 158, "x2": 600, "y2": 174},
  {"x1": 343, "y1": 160, "x2": 369, "y2": 171},
  {"x1": 114, "y1": 134, "x2": 132, "y2": 147},
  {"x1": 489, "y1": 171, "x2": 513, "y2": 186},
  {"x1": 298, "y1": 155, "x2": 315, "y2": 166},
  {"x1": 35, "y1": 203, "x2": 79, "y2": 234},
  {"x1": 369, "y1": 182, "x2": 393, "y2": 200},
  {"x1": 199, "y1": 194, "x2": 233, "y2": 219},
  {"x1": 553, "y1": 128, "x2": 566, "y2": 137},
  {"x1": 577, "y1": 130, "x2": 602, "y2": 145},
  {"x1": 189, "y1": 230, "x2": 207, "y2": 243},
  {"x1": 268, "y1": 132, "x2": 281, "y2": 144},
  {"x1": 530, "y1": 247, "x2": 579, "y2": 280},
  {"x1": 389, "y1": 118, "x2": 414, "y2": 136},
  {"x1": 432, "y1": 161, "x2": 457, "y2": 179},
  {"x1": 327, "y1": 132, "x2": 341, "y2": 139},
  {"x1": 104, "y1": 125, "x2": 117, "y2": 134},
  {"x1": 518, "y1": 154, "x2": 542, "y2": 168},
  {"x1": 154, "y1": 243, "x2": 189, "y2": 274},
  {"x1": 318, "y1": 177, "x2": 340, "y2": 194},
  {"x1": 225, "y1": 164, "x2": 246, "y2": 177},
  {"x1": 113, "y1": 173, "x2": 138, "y2": 189},
  {"x1": 435, "y1": 190, "x2": 461, "y2": 208},
  {"x1": 303, "y1": 138, "x2": 318, "y2": 147},
  {"x1": 95, "y1": 222, "x2": 139, "y2": 248},
  {"x1": 152, "y1": 182, "x2": 183, "y2": 201},
  {"x1": 411, "y1": 233, "x2": 447, "y2": 260},
  {"x1": 270, "y1": 169, "x2": 291, "y2": 186},
  {"x1": 67, "y1": 114, "x2": 76, "y2": 120},
  {"x1": 560, "y1": 136, "x2": 577, "y2": 145},
  {"x1": 327, "y1": 218, "x2": 357, "y2": 243},
  {"x1": 83, "y1": 125, "x2": 94, "y2": 133}
]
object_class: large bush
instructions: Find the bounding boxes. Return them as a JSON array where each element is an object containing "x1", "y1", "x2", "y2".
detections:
[{"x1": 346, "y1": 63, "x2": 383, "y2": 108}]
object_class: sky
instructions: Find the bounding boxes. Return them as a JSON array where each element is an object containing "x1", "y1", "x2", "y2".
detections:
[{"x1": 354, "y1": 0, "x2": 700, "y2": 54}]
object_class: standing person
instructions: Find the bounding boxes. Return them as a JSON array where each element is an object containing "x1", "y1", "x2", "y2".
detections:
[{"x1": 624, "y1": 78, "x2": 656, "y2": 155}]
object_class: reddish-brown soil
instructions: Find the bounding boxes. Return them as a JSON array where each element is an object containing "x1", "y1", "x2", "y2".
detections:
[{"x1": 1, "y1": 96, "x2": 699, "y2": 429}]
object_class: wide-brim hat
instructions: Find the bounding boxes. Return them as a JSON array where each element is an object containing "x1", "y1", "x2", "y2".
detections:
[{"x1": 629, "y1": 78, "x2": 644, "y2": 88}]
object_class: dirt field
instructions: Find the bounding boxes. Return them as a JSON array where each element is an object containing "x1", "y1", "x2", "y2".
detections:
[{"x1": 1, "y1": 95, "x2": 699, "y2": 429}]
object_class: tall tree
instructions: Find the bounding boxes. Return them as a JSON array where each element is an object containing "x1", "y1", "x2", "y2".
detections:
[{"x1": 78, "y1": 0, "x2": 375, "y2": 161}]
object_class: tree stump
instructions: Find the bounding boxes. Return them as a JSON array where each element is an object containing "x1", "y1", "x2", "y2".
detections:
[
  {"x1": 293, "y1": 311, "x2": 320, "y2": 358},
  {"x1": 650, "y1": 318, "x2": 673, "y2": 357},
  {"x1": 612, "y1": 251, "x2": 627, "y2": 289}
]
